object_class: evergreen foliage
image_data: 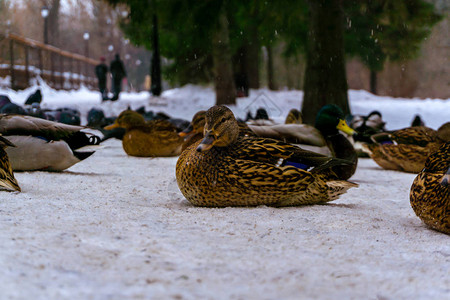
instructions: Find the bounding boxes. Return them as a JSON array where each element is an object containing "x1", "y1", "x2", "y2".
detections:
[{"x1": 104, "y1": 0, "x2": 441, "y2": 92}]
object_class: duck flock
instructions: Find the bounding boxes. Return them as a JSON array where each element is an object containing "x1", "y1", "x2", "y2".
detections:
[{"x1": 0, "y1": 91, "x2": 449, "y2": 236}]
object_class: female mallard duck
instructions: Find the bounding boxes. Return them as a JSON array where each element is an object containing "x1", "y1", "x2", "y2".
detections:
[
  {"x1": 176, "y1": 105, "x2": 357, "y2": 207},
  {"x1": 104, "y1": 110, "x2": 183, "y2": 157},
  {"x1": 0, "y1": 114, "x2": 100, "y2": 171},
  {"x1": 180, "y1": 110, "x2": 256, "y2": 152},
  {"x1": 363, "y1": 122, "x2": 450, "y2": 173},
  {"x1": 0, "y1": 135, "x2": 20, "y2": 191},
  {"x1": 410, "y1": 142, "x2": 450, "y2": 234},
  {"x1": 179, "y1": 110, "x2": 206, "y2": 151},
  {"x1": 249, "y1": 105, "x2": 357, "y2": 180}
]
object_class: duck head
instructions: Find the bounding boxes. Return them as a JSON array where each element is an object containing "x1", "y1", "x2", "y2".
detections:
[
  {"x1": 437, "y1": 122, "x2": 450, "y2": 143},
  {"x1": 315, "y1": 105, "x2": 355, "y2": 136},
  {"x1": 196, "y1": 106, "x2": 239, "y2": 152},
  {"x1": 179, "y1": 110, "x2": 206, "y2": 139},
  {"x1": 286, "y1": 108, "x2": 303, "y2": 124},
  {"x1": 104, "y1": 110, "x2": 146, "y2": 130}
]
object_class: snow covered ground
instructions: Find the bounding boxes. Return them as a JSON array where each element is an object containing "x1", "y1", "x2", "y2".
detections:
[
  {"x1": 2, "y1": 78, "x2": 449, "y2": 130},
  {"x1": 0, "y1": 82, "x2": 449, "y2": 299}
]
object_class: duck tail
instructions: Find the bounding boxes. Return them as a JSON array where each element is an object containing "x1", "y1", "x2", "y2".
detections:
[
  {"x1": 65, "y1": 131, "x2": 101, "y2": 150},
  {"x1": 0, "y1": 148, "x2": 20, "y2": 192},
  {"x1": 326, "y1": 180, "x2": 358, "y2": 201},
  {"x1": 0, "y1": 177, "x2": 21, "y2": 192}
]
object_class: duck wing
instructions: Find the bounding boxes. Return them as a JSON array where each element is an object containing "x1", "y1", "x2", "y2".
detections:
[
  {"x1": 371, "y1": 126, "x2": 436, "y2": 146},
  {"x1": 248, "y1": 124, "x2": 327, "y2": 146},
  {"x1": 0, "y1": 114, "x2": 84, "y2": 140},
  {"x1": 231, "y1": 137, "x2": 352, "y2": 173},
  {"x1": 0, "y1": 114, "x2": 101, "y2": 150}
]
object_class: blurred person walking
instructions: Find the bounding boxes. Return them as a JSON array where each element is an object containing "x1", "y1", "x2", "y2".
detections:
[
  {"x1": 110, "y1": 54, "x2": 127, "y2": 101},
  {"x1": 95, "y1": 57, "x2": 109, "y2": 101}
]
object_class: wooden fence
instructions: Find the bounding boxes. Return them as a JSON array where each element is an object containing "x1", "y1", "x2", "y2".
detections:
[{"x1": 0, "y1": 33, "x2": 99, "y2": 90}]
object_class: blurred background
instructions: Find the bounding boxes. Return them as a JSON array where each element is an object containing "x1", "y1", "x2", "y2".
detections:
[{"x1": 0, "y1": 0, "x2": 448, "y2": 99}]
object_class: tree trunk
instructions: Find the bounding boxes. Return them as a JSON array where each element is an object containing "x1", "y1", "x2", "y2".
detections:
[
  {"x1": 370, "y1": 70, "x2": 377, "y2": 95},
  {"x1": 212, "y1": 5, "x2": 236, "y2": 105},
  {"x1": 267, "y1": 44, "x2": 277, "y2": 90},
  {"x1": 246, "y1": 22, "x2": 260, "y2": 89},
  {"x1": 48, "y1": 0, "x2": 60, "y2": 46},
  {"x1": 151, "y1": 13, "x2": 162, "y2": 96},
  {"x1": 302, "y1": 0, "x2": 350, "y2": 125}
]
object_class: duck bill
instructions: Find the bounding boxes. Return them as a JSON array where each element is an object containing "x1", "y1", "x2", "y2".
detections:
[
  {"x1": 441, "y1": 166, "x2": 450, "y2": 187},
  {"x1": 196, "y1": 134, "x2": 215, "y2": 152},
  {"x1": 104, "y1": 123, "x2": 119, "y2": 130},
  {"x1": 179, "y1": 124, "x2": 193, "y2": 138},
  {"x1": 337, "y1": 119, "x2": 355, "y2": 135}
]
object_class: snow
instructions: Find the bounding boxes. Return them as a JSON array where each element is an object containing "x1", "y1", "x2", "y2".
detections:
[{"x1": 0, "y1": 82, "x2": 449, "y2": 299}]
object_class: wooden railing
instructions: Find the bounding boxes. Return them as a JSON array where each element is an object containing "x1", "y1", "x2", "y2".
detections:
[{"x1": 0, "y1": 33, "x2": 99, "y2": 90}]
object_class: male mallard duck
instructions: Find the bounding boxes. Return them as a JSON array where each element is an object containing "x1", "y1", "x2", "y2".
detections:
[
  {"x1": 0, "y1": 114, "x2": 100, "y2": 171},
  {"x1": 363, "y1": 122, "x2": 450, "y2": 173},
  {"x1": 410, "y1": 142, "x2": 450, "y2": 234},
  {"x1": 176, "y1": 105, "x2": 357, "y2": 207},
  {"x1": 0, "y1": 135, "x2": 20, "y2": 191},
  {"x1": 285, "y1": 109, "x2": 303, "y2": 124},
  {"x1": 249, "y1": 105, "x2": 357, "y2": 180},
  {"x1": 104, "y1": 110, "x2": 183, "y2": 157}
]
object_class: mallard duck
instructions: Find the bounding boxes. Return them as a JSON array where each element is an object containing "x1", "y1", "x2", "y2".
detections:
[
  {"x1": 285, "y1": 109, "x2": 303, "y2": 124},
  {"x1": 411, "y1": 114, "x2": 425, "y2": 127},
  {"x1": 0, "y1": 114, "x2": 100, "y2": 171},
  {"x1": 176, "y1": 105, "x2": 357, "y2": 207},
  {"x1": 0, "y1": 135, "x2": 20, "y2": 191},
  {"x1": 249, "y1": 105, "x2": 357, "y2": 180},
  {"x1": 410, "y1": 142, "x2": 450, "y2": 234},
  {"x1": 246, "y1": 107, "x2": 276, "y2": 126},
  {"x1": 180, "y1": 110, "x2": 256, "y2": 152},
  {"x1": 363, "y1": 122, "x2": 450, "y2": 173},
  {"x1": 179, "y1": 110, "x2": 206, "y2": 152},
  {"x1": 104, "y1": 110, "x2": 183, "y2": 157},
  {"x1": 346, "y1": 111, "x2": 387, "y2": 158},
  {"x1": 348, "y1": 110, "x2": 386, "y2": 144}
]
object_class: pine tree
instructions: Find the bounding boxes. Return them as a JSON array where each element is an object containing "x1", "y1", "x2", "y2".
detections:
[{"x1": 344, "y1": 0, "x2": 442, "y2": 94}]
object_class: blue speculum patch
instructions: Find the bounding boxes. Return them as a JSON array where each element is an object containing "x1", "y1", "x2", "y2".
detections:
[
  {"x1": 35, "y1": 136, "x2": 50, "y2": 142},
  {"x1": 284, "y1": 161, "x2": 309, "y2": 170}
]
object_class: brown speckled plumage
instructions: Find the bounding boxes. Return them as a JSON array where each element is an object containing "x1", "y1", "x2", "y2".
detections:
[
  {"x1": 0, "y1": 135, "x2": 20, "y2": 192},
  {"x1": 410, "y1": 142, "x2": 450, "y2": 234},
  {"x1": 105, "y1": 110, "x2": 183, "y2": 157},
  {"x1": 285, "y1": 109, "x2": 303, "y2": 124},
  {"x1": 176, "y1": 106, "x2": 357, "y2": 207},
  {"x1": 365, "y1": 123, "x2": 450, "y2": 173}
]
